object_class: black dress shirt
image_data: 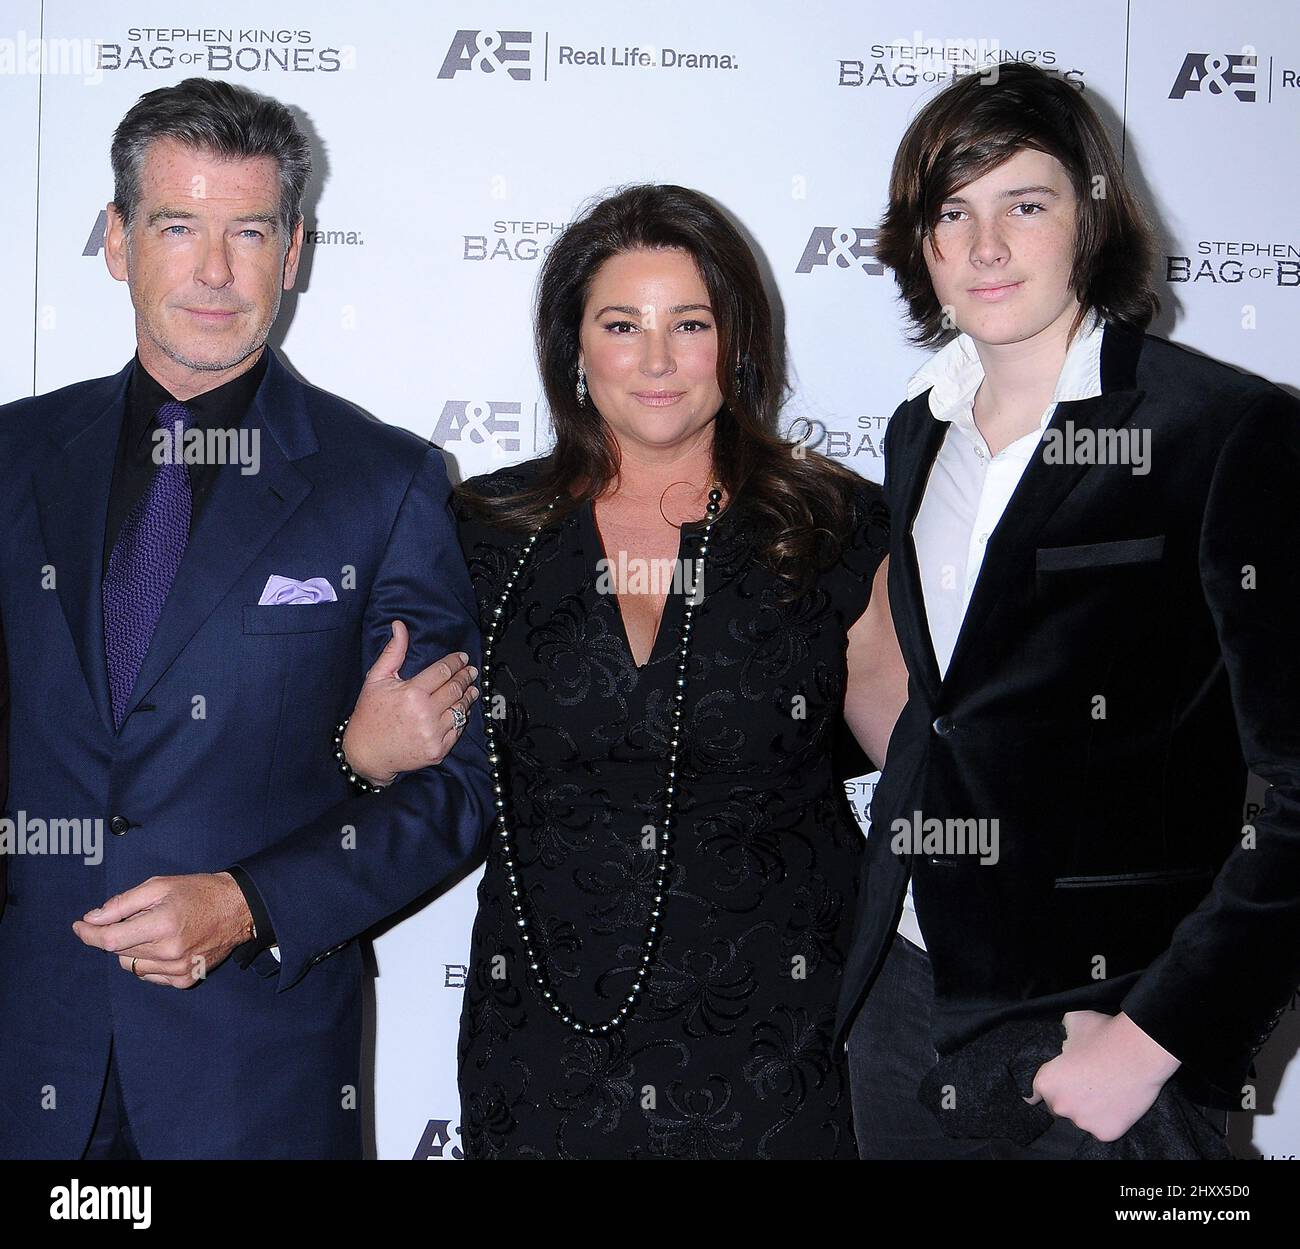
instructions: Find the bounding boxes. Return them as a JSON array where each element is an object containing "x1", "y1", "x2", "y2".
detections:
[
  {"x1": 103, "y1": 348, "x2": 268, "y2": 573},
  {"x1": 102, "y1": 347, "x2": 277, "y2": 961}
]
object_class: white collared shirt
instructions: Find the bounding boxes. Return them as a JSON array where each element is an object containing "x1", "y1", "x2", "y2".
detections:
[{"x1": 894, "y1": 314, "x2": 1105, "y2": 950}]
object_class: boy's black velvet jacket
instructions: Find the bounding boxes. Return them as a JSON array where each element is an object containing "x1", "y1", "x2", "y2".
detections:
[{"x1": 835, "y1": 322, "x2": 1300, "y2": 1110}]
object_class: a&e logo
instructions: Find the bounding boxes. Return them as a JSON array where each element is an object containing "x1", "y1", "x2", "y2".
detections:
[
  {"x1": 438, "y1": 30, "x2": 533, "y2": 81},
  {"x1": 432, "y1": 400, "x2": 522, "y2": 453},
  {"x1": 1169, "y1": 53, "x2": 1258, "y2": 102},
  {"x1": 795, "y1": 227, "x2": 884, "y2": 275}
]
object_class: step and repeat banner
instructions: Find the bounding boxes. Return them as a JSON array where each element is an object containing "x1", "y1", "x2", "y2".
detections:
[{"x1": 2, "y1": 0, "x2": 1297, "y2": 1159}]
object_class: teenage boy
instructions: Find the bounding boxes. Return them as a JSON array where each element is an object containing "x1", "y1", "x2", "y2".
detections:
[{"x1": 837, "y1": 61, "x2": 1300, "y2": 1159}]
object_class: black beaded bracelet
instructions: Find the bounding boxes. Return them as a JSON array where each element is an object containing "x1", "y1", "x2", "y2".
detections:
[{"x1": 333, "y1": 718, "x2": 385, "y2": 795}]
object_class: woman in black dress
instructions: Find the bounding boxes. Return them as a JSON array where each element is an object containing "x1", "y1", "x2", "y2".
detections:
[{"x1": 341, "y1": 185, "x2": 904, "y2": 1158}]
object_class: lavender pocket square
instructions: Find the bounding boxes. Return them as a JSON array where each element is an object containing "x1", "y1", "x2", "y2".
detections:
[{"x1": 258, "y1": 574, "x2": 338, "y2": 605}]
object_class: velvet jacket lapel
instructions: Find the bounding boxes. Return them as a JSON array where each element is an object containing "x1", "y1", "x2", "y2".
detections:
[{"x1": 888, "y1": 321, "x2": 1147, "y2": 703}]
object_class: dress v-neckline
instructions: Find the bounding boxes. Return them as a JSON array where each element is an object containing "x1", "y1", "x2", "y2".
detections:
[{"x1": 579, "y1": 500, "x2": 698, "y2": 672}]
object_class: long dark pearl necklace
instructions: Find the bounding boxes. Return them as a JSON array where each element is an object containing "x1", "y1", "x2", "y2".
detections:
[{"x1": 480, "y1": 486, "x2": 723, "y2": 1035}]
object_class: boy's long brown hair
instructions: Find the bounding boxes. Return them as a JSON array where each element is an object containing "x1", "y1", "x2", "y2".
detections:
[{"x1": 875, "y1": 62, "x2": 1159, "y2": 346}]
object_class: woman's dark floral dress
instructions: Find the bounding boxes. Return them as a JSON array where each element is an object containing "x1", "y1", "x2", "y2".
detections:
[{"x1": 452, "y1": 456, "x2": 888, "y2": 1158}]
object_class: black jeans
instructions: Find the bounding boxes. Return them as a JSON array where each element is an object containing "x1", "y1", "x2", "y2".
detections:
[{"x1": 845, "y1": 931, "x2": 1224, "y2": 1159}]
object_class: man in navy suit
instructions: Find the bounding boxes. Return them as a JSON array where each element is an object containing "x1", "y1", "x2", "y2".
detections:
[{"x1": 0, "y1": 78, "x2": 490, "y2": 1159}]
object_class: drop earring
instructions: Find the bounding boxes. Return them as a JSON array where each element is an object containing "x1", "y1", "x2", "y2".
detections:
[{"x1": 576, "y1": 364, "x2": 588, "y2": 407}]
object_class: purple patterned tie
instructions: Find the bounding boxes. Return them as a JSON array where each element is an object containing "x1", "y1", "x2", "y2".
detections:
[{"x1": 103, "y1": 401, "x2": 193, "y2": 729}]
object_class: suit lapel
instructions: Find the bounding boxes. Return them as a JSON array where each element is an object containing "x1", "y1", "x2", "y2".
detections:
[
  {"x1": 35, "y1": 362, "x2": 134, "y2": 734},
  {"x1": 891, "y1": 403, "x2": 948, "y2": 704},
  {"x1": 35, "y1": 348, "x2": 319, "y2": 734},
  {"x1": 939, "y1": 322, "x2": 1146, "y2": 690},
  {"x1": 120, "y1": 348, "x2": 317, "y2": 723}
]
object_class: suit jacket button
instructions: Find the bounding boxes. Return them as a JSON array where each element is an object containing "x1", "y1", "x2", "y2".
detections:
[
  {"x1": 109, "y1": 815, "x2": 131, "y2": 836},
  {"x1": 932, "y1": 715, "x2": 955, "y2": 736}
]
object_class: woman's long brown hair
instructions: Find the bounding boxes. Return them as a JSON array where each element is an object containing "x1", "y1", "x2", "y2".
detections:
[{"x1": 455, "y1": 183, "x2": 863, "y2": 594}]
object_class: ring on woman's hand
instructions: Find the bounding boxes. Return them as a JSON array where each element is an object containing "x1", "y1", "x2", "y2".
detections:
[
  {"x1": 131, "y1": 957, "x2": 141, "y2": 978},
  {"x1": 451, "y1": 707, "x2": 468, "y2": 731}
]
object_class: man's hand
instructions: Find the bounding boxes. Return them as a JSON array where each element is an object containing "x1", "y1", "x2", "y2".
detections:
[
  {"x1": 72, "y1": 872, "x2": 255, "y2": 988},
  {"x1": 1027, "y1": 1009, "x2": 1182, "y2": 1142}
]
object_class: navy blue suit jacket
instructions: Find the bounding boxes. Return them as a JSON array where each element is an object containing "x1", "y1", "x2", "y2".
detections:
[{"x1": 0, "y1": 348, "x2": 491, "y2": 1158}]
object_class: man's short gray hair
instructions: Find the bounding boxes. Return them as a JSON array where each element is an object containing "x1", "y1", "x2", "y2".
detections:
[{"x1": 110, "y1": 77, "x2": 312, "y2": 240}]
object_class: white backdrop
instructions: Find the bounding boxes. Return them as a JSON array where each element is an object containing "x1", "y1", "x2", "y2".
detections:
[{"x1": 1, "y1": 0, "x2": 1296, "y2": 1159}]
